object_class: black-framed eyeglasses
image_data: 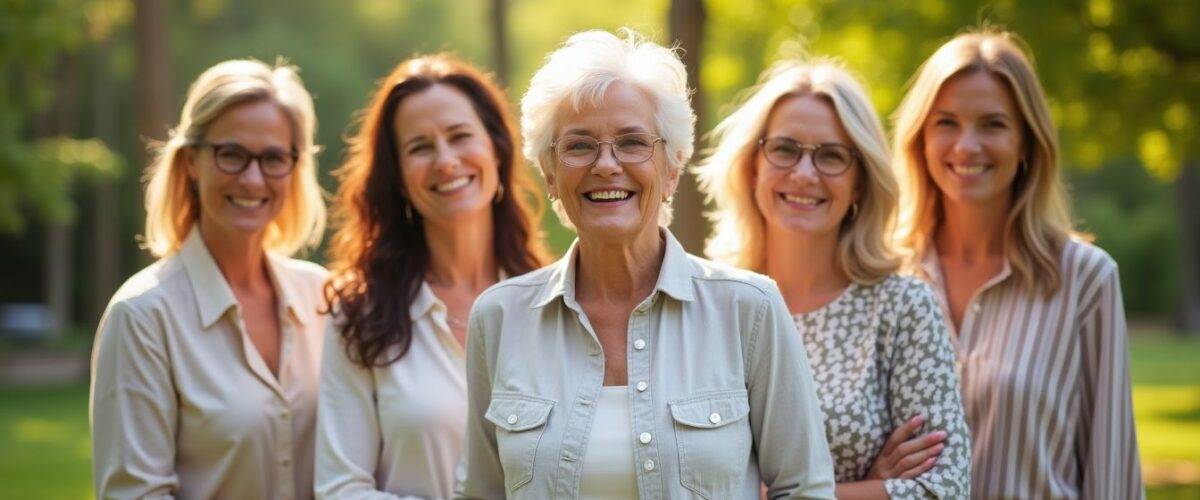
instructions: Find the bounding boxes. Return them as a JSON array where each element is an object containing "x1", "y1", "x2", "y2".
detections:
[
  {"x1": 758, "y1": 137, "x2": 858, "y2": 176},
  {"x1": 193, "y1": 141, "x2": 299, "y2": 178},
  {"x1": 551, "y1": 133, "x2": 665, "y2": 168}
]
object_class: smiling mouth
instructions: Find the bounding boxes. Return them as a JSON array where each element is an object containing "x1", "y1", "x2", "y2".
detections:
[
  {"x1": 228, "y1": 196, "x2": 267, "y2": 208},
  {"x1": 950, "y1": 164, "x2": 988, "y2": 176},
  {"x1": 585, "y1": 190, "x2": 633, "y2": 202},
  {"x1": 779, "y1": 193, "x2": 824, "y2": 206},
  {"x1": 433, "y1": 175, "x2": 474, "y2": 193}
]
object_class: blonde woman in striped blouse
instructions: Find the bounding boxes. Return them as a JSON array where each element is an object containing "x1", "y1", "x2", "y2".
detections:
[{"x1": 893, "y1": 29, "x2": 1144, "y2": 499}]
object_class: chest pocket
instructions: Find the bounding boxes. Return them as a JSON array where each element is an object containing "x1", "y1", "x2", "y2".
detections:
[
  {"x1": 485, "y1": 394, "x2": 554, "y2": 493},
  {"x1": 670, "y1": 390, "x2": 753, "y2": 499}
]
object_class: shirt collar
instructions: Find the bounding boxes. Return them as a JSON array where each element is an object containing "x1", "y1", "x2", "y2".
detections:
[
  {"x1": 410, "y1": 281, "x2": 440, "y2": 319},
  {"x1": 918, "y1": 243, "x2": 1014, "y2": 292},
  {"x1": 179, "y1": 226, "x2": 314, "y2": 329},
  {"x1": 531, "y1": 228, "x2": 696, "y2": 309}
]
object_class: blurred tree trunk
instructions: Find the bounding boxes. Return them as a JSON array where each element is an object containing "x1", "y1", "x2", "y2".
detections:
[
  {"x1": 91, "y1": 39, "x2": 120, "y2": 325},
  {"x1": 489, "y1": 0, "x2": 509, "y2": 86},
  {"x1": 1176, "y1": 161, "x2": 1200, "y2": 334},
  {"x1": 135, "y1": 0, "x2": 171, "y2": 266},
  {"x1": 668, "y1": 0, "x2": 707, "y2": 254},
  {"x1": 39, "y1": 55, "x2": 82, "y2": 339}
]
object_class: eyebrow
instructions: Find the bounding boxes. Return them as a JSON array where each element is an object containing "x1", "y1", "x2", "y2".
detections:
[
  {"x1": 561, "y1": 125, "x2": 651, "y2": 137},
  {"x1": 931, "y1": 109, "x2": 1013, "y2": 121},
  {"x1": 402, "y1": 123, "x2": 473, "y2": 149}
]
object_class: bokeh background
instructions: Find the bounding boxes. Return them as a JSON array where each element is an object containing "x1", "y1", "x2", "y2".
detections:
[{"x1": 1, "y1": 0, "x2": 1197, "y2": 498}]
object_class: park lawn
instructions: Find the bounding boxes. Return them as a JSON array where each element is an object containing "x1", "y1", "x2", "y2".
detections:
[{"x1": 0, "y1": 333, "x2": 1197, "y2": 499}]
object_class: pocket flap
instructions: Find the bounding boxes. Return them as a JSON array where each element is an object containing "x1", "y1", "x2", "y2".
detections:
[
  {"x1": 485, "y1": 394, "x2": 554, "y2": 432},
  {"x1": 669, "y1": 391, "x2": 750, "y2": 429}
]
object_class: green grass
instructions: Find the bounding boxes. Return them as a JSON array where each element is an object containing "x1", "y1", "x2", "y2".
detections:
[{"x1": 0, "y1": 332, "x2": 1197, "y2": 498}]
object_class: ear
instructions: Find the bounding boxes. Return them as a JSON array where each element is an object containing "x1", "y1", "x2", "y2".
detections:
[
  {"x1": 539, "y1": 153, "x2": 559, "y2": 199},
  {"x1": 183, "y1": 146, "x2": 199, "y2": 180}
]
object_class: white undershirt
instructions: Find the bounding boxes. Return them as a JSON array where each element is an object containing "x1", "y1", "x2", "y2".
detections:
[{"x1": 578, "y1": 385, "x2": 638, "y2": 498}]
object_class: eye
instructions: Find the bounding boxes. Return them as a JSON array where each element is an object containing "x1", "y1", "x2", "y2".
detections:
[
  {"x1": 407, "y1": 143, "x2": 432, "y2": 155},
  {"x1": 984, "y1": 120, "x2": 1008, "y2": 129},
  {"x1": 934, "y1": 117, "x2": 956, "y2": 127},
  {"x1": 450, "y1": 132, "x2": 473, "y2": 142},
  {"x1": 817, "y1": 147, "x2": 850, "y2": 164},
  {"x1": 216, "y1": 147, "x2": 248, "y2": 162},
  {"x1": 563, "y1": 139, "x2": 596, "y2": 152},
  {"x1": 616, "y1": 135, "x2": 651, "y2": 148}
]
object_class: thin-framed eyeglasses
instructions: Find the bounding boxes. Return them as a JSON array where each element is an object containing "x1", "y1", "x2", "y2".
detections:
[
  {"x1": 552, "y1": 133, "x2": 665, "y2": 168},
  {"x1": 758, "y1": 137, "x2": 858, "y2": 176},
  {"x1": 192, "y1": 141, "x2": 299, "y2": 178}
]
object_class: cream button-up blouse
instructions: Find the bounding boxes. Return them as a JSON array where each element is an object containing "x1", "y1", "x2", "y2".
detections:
[{"x1": 89, "y1": 227, "x2": 328, "y2": 500}]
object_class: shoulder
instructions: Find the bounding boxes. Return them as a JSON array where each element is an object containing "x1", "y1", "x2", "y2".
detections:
[
  {"x1": 474, "y1": 264, "x2": 556, "y2": 314},
  {"x1": 104, "y1": 255, "x2": 188, "y2": 316},
  {"x1": 1061, "y1": 238, "x2": 1119, "y2": 283},
  {"x1": 684, "y1": 253, "x2": 779, "y2": 302}
]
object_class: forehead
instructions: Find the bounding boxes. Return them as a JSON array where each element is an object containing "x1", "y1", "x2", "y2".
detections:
[
  {"x1": 932, "y1": 70, "x2": 1020, "y2": 115},
  {"x1": 394, "y1": 84, "x2": 484, "y2": 136},
  {"x1": 765, "y1": 93, "x2": 850, "y2": 141},
  {"x1": 555, "y1": 81, "x2": 657, "y2": 136},
  {"x1": 205, "y1": 100, "x2": 294, "y2": 146}
]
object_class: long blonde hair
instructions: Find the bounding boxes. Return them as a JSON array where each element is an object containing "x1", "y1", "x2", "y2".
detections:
[
  {"x1": 142, "y1": 58, "x2": 325, "y2": 258},
  {"x1": 696, "y1": 58, "x2": 901, "y2": 283},
  {"x1": 892, "y1": 29, "x2": 1084, "y2": 296}
]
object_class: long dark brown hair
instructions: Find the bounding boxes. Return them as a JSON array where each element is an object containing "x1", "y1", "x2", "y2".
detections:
[{"x1": 325, "y1": 54, "x2": 549, "y2": 367}]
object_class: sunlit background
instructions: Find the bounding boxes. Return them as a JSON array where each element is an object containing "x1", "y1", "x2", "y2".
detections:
[{"x1": 1, "y1": 0, "x2": 1197, "y2": 498}]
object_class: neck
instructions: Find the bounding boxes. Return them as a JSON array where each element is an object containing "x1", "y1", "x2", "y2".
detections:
[
  {"x1": 935, "y1": 195, "x2": 1009, "y2": 262},
  {"x1": 763, "y1": 226, "x2": 849, "y2": 313},
  {"x1": 197, "y1": 220, "x2": 270, "y2": 292},
  {"x1": 575, "y1": 227, "x2": 664, "y2": 305},
  {"x1": 424, "y1": 212, "x2": 497, "y2": 290}
]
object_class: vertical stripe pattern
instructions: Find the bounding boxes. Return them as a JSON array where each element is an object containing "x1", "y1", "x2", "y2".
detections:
[{"x1": 919, "y1": 240, "x2": 1144, "y2": 499}]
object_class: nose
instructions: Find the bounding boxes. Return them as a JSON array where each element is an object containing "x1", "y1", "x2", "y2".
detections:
[
  {"x1": 434, "y1": 139, "x2": 458, "y2": 172},
  {"x1": 238, "y1": 157, "x2": 267, "y2": 185},
  {"x1": 788, "y1": 151, "x2": 819, "y2": 181},
  {"x1": 591, "y1": 142, "x2": 621, "y2": 176},
  {"x1": 953, "y1": 127, "x2": 982, "y2": 155}
]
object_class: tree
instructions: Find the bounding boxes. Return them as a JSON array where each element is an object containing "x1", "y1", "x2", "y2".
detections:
[{"x1": 668, "y1": 0, "x2": 708, "y2": 254}]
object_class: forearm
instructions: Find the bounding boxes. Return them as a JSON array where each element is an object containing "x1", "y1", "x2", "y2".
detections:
[{"x1": 835, "y1": 481, "x2": 889, "y2": 500}]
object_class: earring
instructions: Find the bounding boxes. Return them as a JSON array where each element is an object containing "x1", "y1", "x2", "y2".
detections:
[
  {"x1": 662, "y1": 193, "x2": 672, "y2": 203},
  {"x1": 547, "y1": 192, "x2": 557, "y2": 202},
  {"x1": 404, "y1": 200, "x2": 414, "y2": 221},
  {"x1": 494, "y1": 184, "x2": 505, "y2": 204},
  {"x1": 1019, "y1": 160, "x2": 1029, "y2": 174},
  {"x1": 849, "y1": 202, "x2": 860, "y2": 220}
]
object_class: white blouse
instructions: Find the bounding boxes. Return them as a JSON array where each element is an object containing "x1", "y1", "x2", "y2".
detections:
[
  {"x1": 578, "y1": 386, "x2": 638, "y2": 499},
  {"x1": 314, "y1": 282, "x2": 467, "y2": 500}
]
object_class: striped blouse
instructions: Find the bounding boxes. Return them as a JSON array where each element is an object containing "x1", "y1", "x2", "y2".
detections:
[{"x1": 917, "y1": 239, "x2": 1144, "y2": 499}]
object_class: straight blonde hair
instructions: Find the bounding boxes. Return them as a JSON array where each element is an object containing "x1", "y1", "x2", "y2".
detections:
[
  {"x1": 142, "y1": 58, "x2": 325, "y2": 258},
  {"x1": 892, "y1": 29, "x2": 1084, "y2": 296},
  {"x1": 696, "y1": 58, "x2": 901, "y2": 283}
]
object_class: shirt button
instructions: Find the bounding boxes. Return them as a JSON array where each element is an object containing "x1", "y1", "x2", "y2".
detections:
[
  {"x1": 643, "y1": 459, "x2": 655, "y2": 471},
  {"x1": 972, "y1": 303, "x2": 981, "y2": 313},
  {"x1": 282, "y1": 457, "x2": 291, "y2": 466},
  {"x1": 636, "y1": 381, "x2": 648, "y2": 392},
  {"x1": 506, "y1": 414, "x2": 518, "y2": 425},
  {"x1": 639, "y1": 432, "x2": 652, "y2": 444},
  {"x1": 633, "y1": 339, "x2": 646, "y2": 350},
  {"x1": 709, "y1": 412, "x2": 722, "y2": 424},
  {"x1": 281, "y1": 410, "x2": 289, "y2": 419}
]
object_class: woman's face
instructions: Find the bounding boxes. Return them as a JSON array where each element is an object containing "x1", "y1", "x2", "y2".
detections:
[
  {"x1": 753, "y1": 94, "x2": 860, "y2": 241},
  {"x1": 394, "y1": 84, "x2": 500, "y2": 226},
  {"x1": 546, "y1": 81, "x2": 678, "y2": 245},
  {"x1": 922, "y1": 70, "x2": 1025, "y2": 211},
  {"x1": 186, "y1": 99, "x2": 294, "y2": 242}
]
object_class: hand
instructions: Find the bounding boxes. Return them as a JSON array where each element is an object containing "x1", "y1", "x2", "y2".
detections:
[{"x1": 867, "y1": 415, "x2": 947, "y2": 480}]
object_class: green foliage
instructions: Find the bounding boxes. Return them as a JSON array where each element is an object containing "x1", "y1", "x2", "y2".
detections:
[{"x1": 0, "y1": 0, "x2": 127, "y2": 234}]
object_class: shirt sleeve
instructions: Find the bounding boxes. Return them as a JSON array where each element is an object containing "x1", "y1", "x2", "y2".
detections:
[
  {"x1": 89, "y1": 300, "x2": 179, "y2": 500},
  {"x1": 882, "y1": 282, "x2": 972, "y2": 499},
  {"x1": 314, "y1": 318, "x2": 411, "y2": 500},
  {"x1": 1077, "y1": 265, "x2": 1145, "y2": 500},
  {"x1": 749, "y1": 288, "x2": 837, "y2": 500},
  {"x1": 454, "y1": 310, "x2": 505, "y2": 499}
]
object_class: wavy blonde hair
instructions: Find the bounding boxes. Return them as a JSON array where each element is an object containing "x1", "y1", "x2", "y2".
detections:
[
  {"x1": 892, "y1": 29, "x2": 1084, "y2": 296},
  {"x1": 142, "y1": 58, "x2": 325, "y2": 258},
  {"x1": 695, "y1": 59, "x2": 901, "y2": 283}
]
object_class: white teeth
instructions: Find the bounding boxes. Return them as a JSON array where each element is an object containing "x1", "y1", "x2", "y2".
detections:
[
  {"x1": 434, "y1": 176, "x2": 471, "y2": 192},
  {"x1": 952, "y1": 165, "x2": 987, "y2": 175},
  {"x1": 782, "y1": 194, "x2": 821, "y2": 205},
  {"x1": 229, "y1": 196, "x2": 265, "y2": 208},
  {"x1": 587, "y1": 190, "x2": 631, "y2": 201}
]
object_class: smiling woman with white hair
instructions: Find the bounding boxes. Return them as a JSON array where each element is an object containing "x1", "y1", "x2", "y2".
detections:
[{"x1": 456, "y1": 29, "x2": 835, "y2": 499}]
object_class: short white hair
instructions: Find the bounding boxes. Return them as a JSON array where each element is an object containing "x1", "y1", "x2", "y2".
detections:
[{"x1": 521, "y1": 28, "x2": 696, "y2": 228}]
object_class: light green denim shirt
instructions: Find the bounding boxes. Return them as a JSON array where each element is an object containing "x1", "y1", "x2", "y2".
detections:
[{"x1": 456, "y1": 230, "x2": 835, "y2": 499}]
